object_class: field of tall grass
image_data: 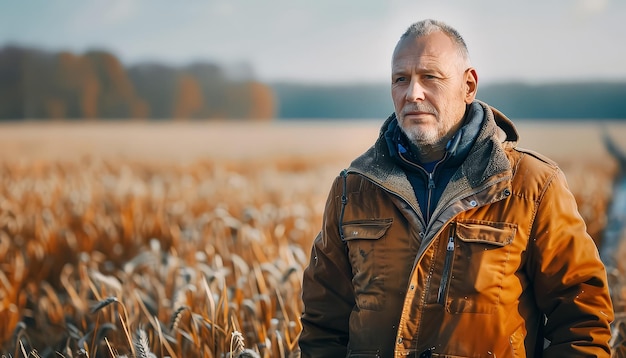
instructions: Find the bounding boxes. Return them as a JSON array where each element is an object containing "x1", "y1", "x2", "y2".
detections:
[{"x1": 0, "y1": 120, "x2": 625, "y2": 357}]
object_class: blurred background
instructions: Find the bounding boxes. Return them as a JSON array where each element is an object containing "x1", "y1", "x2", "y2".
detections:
[{"x1": 1, "y1": 0, "x2": 626, "y2": 121}]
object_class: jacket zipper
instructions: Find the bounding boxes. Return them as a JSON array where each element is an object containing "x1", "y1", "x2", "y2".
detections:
[
  {"x1": 437, "y1": 224, "x2": 456, "y2": 305},
  {"x1": 398, "y1": 152, "x2": 447, "y2": 224},
  {"x1": 426, "y1": 172, "x2": 435, "y2": 223},
  {"x1": 338, "y1": 169, "x2": 349, "y2": 242}
]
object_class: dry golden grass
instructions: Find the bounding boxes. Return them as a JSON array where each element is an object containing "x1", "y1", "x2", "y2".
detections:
[
  {"x1": 1, "y1": 156, "x2": 331, "y2": 357},
  {"x1": 0, "y1": 120, "x2": 625, "y2": 356}
]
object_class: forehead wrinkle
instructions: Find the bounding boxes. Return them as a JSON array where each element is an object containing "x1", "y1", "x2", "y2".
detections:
[{"x1": 392, "y1": 53, "x2": 451, "y2": 77}]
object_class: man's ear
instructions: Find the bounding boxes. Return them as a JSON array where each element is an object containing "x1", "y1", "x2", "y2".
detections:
[{"x1": 464, "y1": 67, "x2": 478, "y2": 103}]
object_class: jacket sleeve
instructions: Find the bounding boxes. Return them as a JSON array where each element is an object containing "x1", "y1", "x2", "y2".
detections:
[
  {"x1": 299, "y1": 176, "x2": 356, "y2": 358},
  {"x1": 528, "y1": 168, "x2": 614, "y2": 356}
]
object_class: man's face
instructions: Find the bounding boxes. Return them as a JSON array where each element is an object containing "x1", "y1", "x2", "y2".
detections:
[{"x1": 391, "y1": 31, "x2": 477, "y2": 147}]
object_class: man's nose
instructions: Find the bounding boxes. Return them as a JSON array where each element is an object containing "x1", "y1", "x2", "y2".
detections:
[{"x1": 406, "y1": 80, "x2": 426, "y2": 102}]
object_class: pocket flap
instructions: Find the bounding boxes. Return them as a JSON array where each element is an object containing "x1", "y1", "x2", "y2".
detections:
[
  {"x1": 456, "y1": 221, "x2": 516, "y2": 246},
  {"x1": 341, "y1": 219, "x2": 393, "y2": 241}
]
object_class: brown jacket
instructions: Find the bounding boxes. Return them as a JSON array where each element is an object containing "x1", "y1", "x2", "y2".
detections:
[{"x1": 299, "y1": 102, "x2": 614, "y2": 357}]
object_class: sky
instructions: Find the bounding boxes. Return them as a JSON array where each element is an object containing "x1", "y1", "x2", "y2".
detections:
[{"x1": 1, "y1": 0, "x2": 625, "y2": 85}]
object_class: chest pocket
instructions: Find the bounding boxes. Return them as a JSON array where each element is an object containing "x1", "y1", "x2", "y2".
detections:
[
  {"x1": 445, "y1": 220, "x2": 516, "y2": 314},
  {"x1": 342, "y1": 219, "x2": 393, "y2": 311}
]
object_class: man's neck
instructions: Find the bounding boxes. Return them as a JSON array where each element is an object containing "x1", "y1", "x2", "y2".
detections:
[{"x1": 408, "y1": 139, "x2": 447, "y2": 163}]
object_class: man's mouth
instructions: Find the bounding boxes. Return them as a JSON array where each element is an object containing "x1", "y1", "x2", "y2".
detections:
[{"x1": 402, "y1": 104, "x2": 436, "y2": 117}]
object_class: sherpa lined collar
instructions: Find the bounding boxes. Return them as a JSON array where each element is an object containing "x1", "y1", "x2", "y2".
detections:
[
  {"x1": 347, "y1": 100, "x2": 517, "y2": 210},
  {"x1": 384, "y1": 101, "x2": 486, "y2": 172}
]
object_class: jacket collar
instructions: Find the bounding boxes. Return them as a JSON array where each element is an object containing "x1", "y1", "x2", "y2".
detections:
[
  {"x1": 347, "y1": 101, "x2": 517, "y2": 210},
  {"x1": 384, "y1": 102, "x2": 487, "y2": 171}
]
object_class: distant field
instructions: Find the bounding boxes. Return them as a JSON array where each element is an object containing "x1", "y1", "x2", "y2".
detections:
[
  {"x1": 0, "y1": 119, "x2": 625, "y2": 356},
  {"x1": 1, "y1": 119, "x2": 625, "y2": 163}
]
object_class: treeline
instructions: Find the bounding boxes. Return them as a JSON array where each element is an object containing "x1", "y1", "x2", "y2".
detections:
[
  {"x1": 478, "y1": 82, "x2": 626, "y2": 119},
  {"x1": 2, "y1": 44, "x2": 625, "y2": 121},
  {"x1": 0, "y1": 46, "x2": 275, "y2": 120},
  {"x1": 272, "y1": 83, "x2": 393, "y2": 120},
  {"x1": 272, "y1": 81, "x2": 626, "y2": 120}
]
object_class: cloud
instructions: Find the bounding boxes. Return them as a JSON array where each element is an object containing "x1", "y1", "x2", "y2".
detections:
[
  {"x1": 104, "y1": 0, "x2": 139, "y2": 25},
  {"x1": 71, "y1": 1, "x2": 140, "y2": 29},
  {"x1": 573, "y1": 0, "x2": 609, "y2": 18}
]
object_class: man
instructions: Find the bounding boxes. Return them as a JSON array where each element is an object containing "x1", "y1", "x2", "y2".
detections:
[{"x1": 299, "y1": 19, "x2": 614, "y2": 357}]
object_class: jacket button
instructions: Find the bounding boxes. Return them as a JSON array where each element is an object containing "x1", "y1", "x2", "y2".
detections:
[
  {"x1": 469, "y1": 200, "x2": 477, "y2": 207},
  {"x1": 397, "y1": 337, "x2": 403, "y2": 344},
  {"x1": 504, "y1": 188, "x2": 511, "y2": 196},
  {"x1": 410, "y1": 285, "x2": 415, "y2": 290}
]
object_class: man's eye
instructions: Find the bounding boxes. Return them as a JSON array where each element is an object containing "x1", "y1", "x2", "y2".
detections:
[{"x1": 393, "y1": 77, "x2": 406, "y2": 83}]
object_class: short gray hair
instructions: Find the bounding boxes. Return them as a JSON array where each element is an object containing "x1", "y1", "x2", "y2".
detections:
[{"x1": 399, "y1": 19, "x2": 470, "y2": 63}]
